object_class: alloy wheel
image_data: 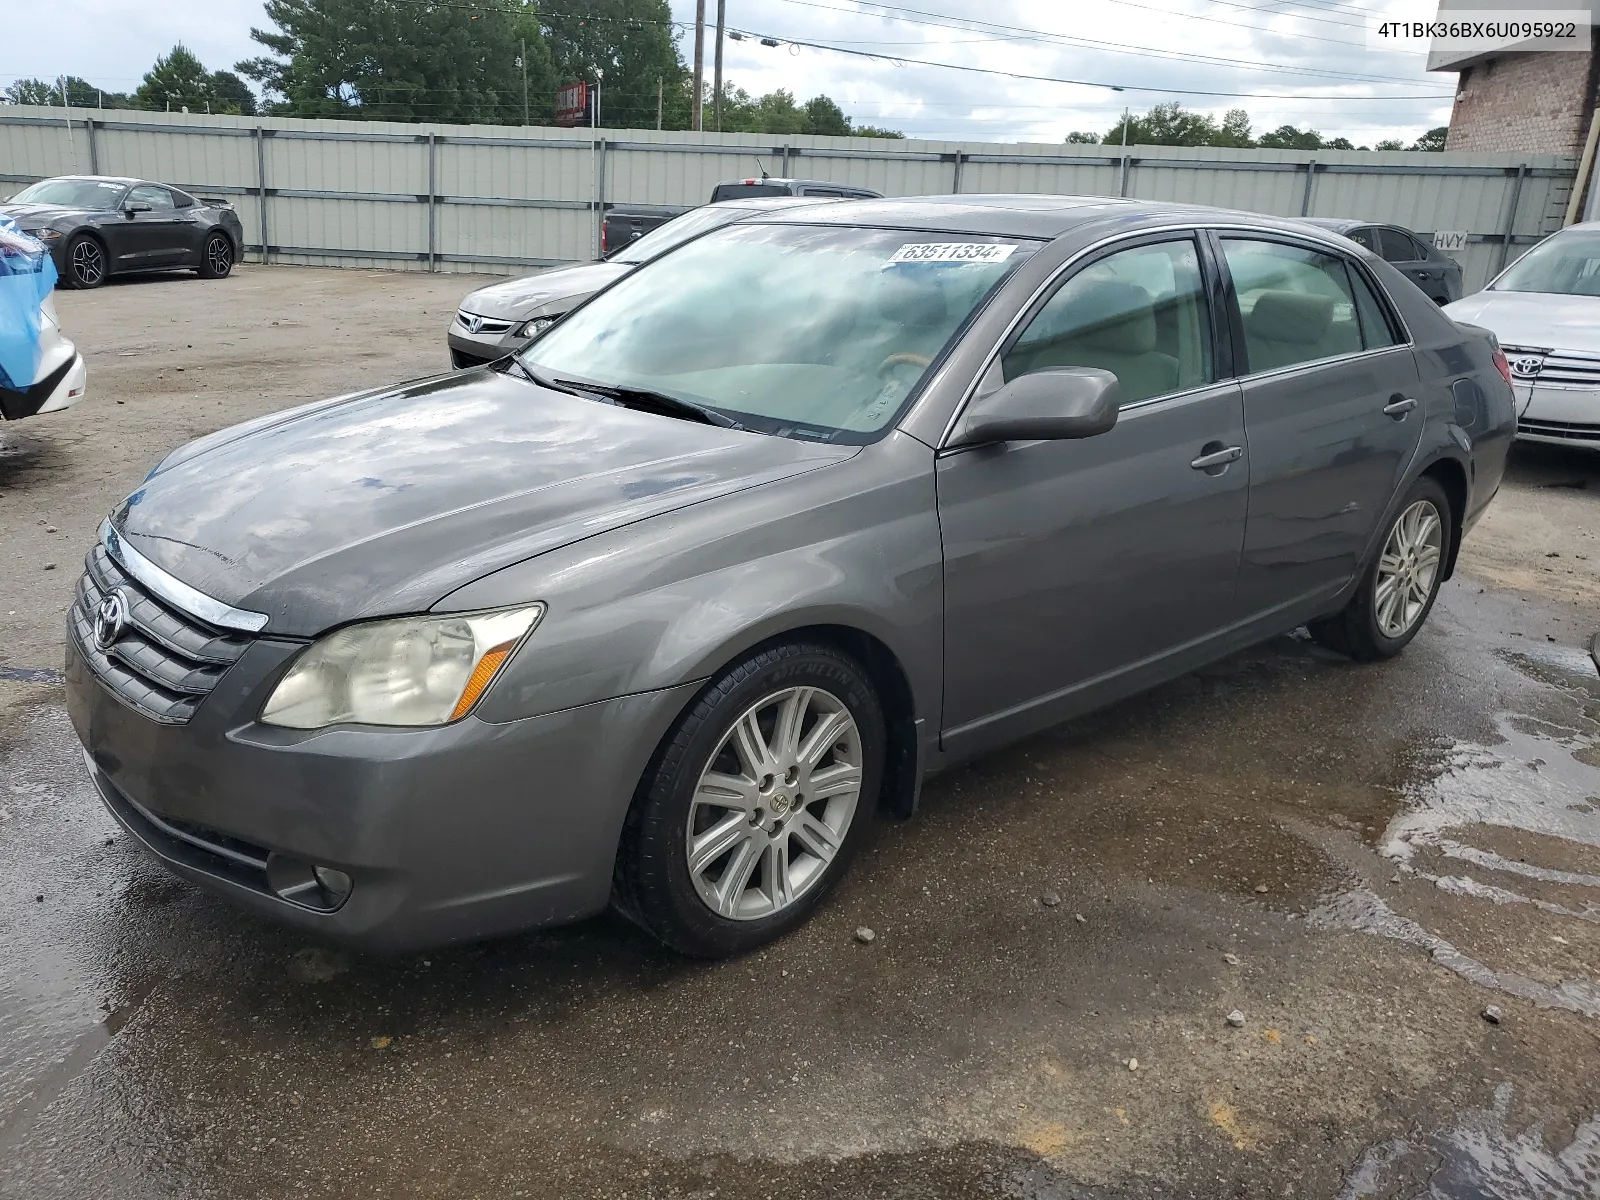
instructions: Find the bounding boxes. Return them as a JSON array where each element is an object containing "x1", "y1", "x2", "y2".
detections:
[
  {"x1": 685, "y1": 685, "x2": 863, "y2": 921},
  {"x1": 1374, "y1": 498, "x2": 1443, "y2": 639},
  {"x1": 205, "y1": 235, "x2": 232, "y2": 276},
  {"x1": 71, "y1": 239, "x2": 104, "y2": 286}
]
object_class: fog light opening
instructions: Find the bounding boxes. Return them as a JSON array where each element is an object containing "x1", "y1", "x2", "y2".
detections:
[{"x1": 265, "y1": 853, "x2": 353, "y2": 912}]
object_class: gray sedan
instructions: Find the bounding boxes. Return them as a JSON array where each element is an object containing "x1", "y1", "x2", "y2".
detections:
[
  {"x1": 67, "y1": 196, "x2": 1515, "y2": 957},
  {"x1": 446, "y1": 195, "x2": 839, "y2": 367}
]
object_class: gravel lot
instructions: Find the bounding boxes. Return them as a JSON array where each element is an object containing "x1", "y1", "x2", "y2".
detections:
[{"x1": 2, "y1": 265, "x2": 1598, "y2": 1199}]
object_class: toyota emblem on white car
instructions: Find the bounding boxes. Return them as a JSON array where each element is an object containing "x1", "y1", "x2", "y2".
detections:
[{"x1": 1510, "y1": 356, "x2": 1544, "y2": 378}]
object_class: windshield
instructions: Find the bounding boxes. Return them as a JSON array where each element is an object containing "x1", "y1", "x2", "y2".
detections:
[
  {"x1": 522, "y1": 223, "x2": 1035, "y2": 442},
  {"x1": 612, "y1": 204, "x2": 754, "y2": 265},
  {"x1": 1493, "y1": 231, "x2": 1600, "y2": 297},
  {"x1": 10, "y1": 178, "x2": 127, "y2": 210}
]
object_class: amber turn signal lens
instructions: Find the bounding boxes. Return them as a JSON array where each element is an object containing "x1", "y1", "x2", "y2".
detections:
[{"x1": 449, "y1": 640, "x2": 516, "y2": 721}]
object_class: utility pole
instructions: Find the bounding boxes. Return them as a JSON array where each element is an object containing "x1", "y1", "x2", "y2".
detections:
[
  {"x1": 520, "y1": 38, "x2": 529, "y2": 126},
  {"x1": 692, "y1": 0, "x2": 706, "y2": 131},
  {"x1": 657, "y1": 76, "x2": 663, "y2": 131},
  {"x1": 713, "y1": 0, "x2": 727, "y2": 132}
]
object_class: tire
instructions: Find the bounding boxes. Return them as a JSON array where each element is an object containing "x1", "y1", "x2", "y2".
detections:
[
  {"x1": 1309, "y1": 476, "x2": 1452, "y2": 662},
  {"x1": 64, "y1": 234, "x2": 107, "y2": 289},
  {"x1": 198, "y1": 231, "x2": 234, "y2": 279},
  {"x1": 614, "y1": 641, "x2": 885, "y2": 958}
]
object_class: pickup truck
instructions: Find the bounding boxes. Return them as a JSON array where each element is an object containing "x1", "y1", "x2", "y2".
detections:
[{"x1": 601, "y1": 177, "x2": 883, "y2": 257}]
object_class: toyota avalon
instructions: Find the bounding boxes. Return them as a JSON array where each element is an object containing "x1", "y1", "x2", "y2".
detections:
[{"x1": 68, "y1": 196, "x2": 1516, "y2": 956}]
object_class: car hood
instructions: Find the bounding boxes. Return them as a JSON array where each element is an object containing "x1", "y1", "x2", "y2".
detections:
[
  {"x1": 1443, "y1": 290, "x2": 1600, "y2": 353},
  {"x1": 458, "y1": 262, "x2": 633, "y2": 320},
  {"x1": 0, "y1": 203, "x2": 89, "y2": 226},
  {"x1": 112, "y1": 368, "x2": 856, "y2": 636}
]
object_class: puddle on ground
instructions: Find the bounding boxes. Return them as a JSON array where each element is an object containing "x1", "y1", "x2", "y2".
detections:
[
  {"x1": 1308, "y1": 643, "x2": 1600, "y2": 1021},
  {"x1": 1339, "y1": 1083, "x2": 1600, "y2": 1199}
]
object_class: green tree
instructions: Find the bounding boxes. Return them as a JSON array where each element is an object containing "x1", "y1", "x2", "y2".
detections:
[
  {"x1": 852, "y1": 125, "x2": 904, "y2": 139},
  {"x1": 240, "y1": 0, "x2": 557, "y2": 123},
  {"x1": 1106, "y1": 102, "x2": 1219, "y2": 147},
  {"x1": 209, "y1": 70, "x2": 259, "y2": 116},
  {"x1": 803, "y1": 95, "x2": 851, "y2": 137},
  {"x1": 1257, "y1": 124, "x2": 1325, "y2": 150},
  {"x1": 1373, "y1": 137, "x2": 1406, "y2": 151},
  {"x1": 1325, "y1": 136, "x2": 1356, "y2": 150},
  {"x1": 542, "y1": 0, "x2": 688, "y2": 130},
  {"x1": 5, "y1": 75, "x2": 130, "y2": 108},
  {"x1": 1410, "y1": 126, "x2": 1448, "y2": 151},
  {"x1": 1065, "y1": 130, "x2": 1101, "y2": 144},
  {"x1": 136, "y1": 44, "x2": 216, "y2": 112},
  {"x1": 1213, "y1": 108, "x2": 1255, "y2": 148}
]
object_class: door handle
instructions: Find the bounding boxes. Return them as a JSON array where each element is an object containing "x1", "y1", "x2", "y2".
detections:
[
  {"x1": 1190, "y1": 444, "x2": 1243, "y2": 471},
  {"x1": 1383, "y1": 396, "x2": 1418, "y2": 419}
]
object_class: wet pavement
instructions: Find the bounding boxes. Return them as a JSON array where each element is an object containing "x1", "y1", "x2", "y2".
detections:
[{"x1": 2, "y1": 268, "x2": 1599, "y2": 1198}]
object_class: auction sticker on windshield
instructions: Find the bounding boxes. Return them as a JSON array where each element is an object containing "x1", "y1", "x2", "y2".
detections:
[{"x1": 886, "y1": 243, "x2": 1018, "y2": 265}]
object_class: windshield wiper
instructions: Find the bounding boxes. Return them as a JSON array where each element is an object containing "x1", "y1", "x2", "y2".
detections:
[{"x1": 549, "y1": 377, "x2": 743, "y2": 429}]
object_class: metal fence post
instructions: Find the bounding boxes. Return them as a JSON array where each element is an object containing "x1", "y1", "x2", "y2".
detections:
[
  {"x1": 596, "y1": 136, "x2": 607, "y2": 261},
  {"x1": 1300, "y1": 158, "x2": 1318, "y2": 216},
  {"x1": 1118, "y1": 153, "x2": 1131, "y2": 198},
  {"x1": 781, "y1": 144, "x2": 792, "y2": 176},
  {"x1": 84, "y1": 118, "x2": 98, "y2": 175},
  {"x1": 254, "y1": 126, "x2": 270, "y2": 265},
  {"x1": 1495, "y1": 163, "x2": 1528, "y2": 274},
  {"x1": 426, "y1": 133, "x2": 438, "y2": 272}
]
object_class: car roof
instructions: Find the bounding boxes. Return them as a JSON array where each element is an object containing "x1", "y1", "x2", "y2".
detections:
[
  {"x1": 747, "y1": 194, "x2": 1370, "y2": 244},
  {"x1": 48, "y1": 175, "x2": 141, "y2": 187},
  {"x1": 712, "y1": 195, "x2": 849, "y2": 211},
  {"x1": 1299, "y1": 217, "x2": 1366, "y2": 231}
]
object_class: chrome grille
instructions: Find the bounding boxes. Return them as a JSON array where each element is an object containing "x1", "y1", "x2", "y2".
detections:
[
  {"x1": 70, "y1": 544, "x2": 252, "y2": 724},
  {"x1": 1518, "y1": 417, "x2": 1600, "y2": 443},
  {"x1": 1502, "y1": 346, "x2": 1600, "y2": 387},
  {"x1": 456, "y1": 309, "x2": 516, "y2": 336}
]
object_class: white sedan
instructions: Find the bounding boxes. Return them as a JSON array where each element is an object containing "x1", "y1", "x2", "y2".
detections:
[{"x1": 1445, "y1": 220, "x2": 1600, "y2": 450}]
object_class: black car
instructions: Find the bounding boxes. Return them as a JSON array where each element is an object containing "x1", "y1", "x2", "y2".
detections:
[
  {"x1": 1300, "y1": 218, "x2": 1463, "y2": 304},
  {"x1": 0, "y1": 175, "x2": 245, "y2": 289}
]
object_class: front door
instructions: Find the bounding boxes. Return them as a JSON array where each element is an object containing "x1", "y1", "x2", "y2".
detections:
[
  {"x1": 937, "y1": 234, "x2": 1249, "y2": 752},
  {"x1": 1216, "y1": 235, "x2": 1424, "y2": 618},
  {"x1": 116, "y1": 184, "x2": 188, "y2": 269}
]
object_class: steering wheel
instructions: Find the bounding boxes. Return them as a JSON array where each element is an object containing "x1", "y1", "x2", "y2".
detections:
[{"x1": 876, "y1": 352, "x2": 932, "y2": 375}]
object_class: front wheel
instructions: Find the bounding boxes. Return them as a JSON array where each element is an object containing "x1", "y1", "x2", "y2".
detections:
[
  {"x1": 197, "y1": 231, "x2": 234, "y2": 279},
  {"x1": 1309, "y1": 476, "x2": 1452, "y2": 661},
  {"x1": 614, "y1": 642, "x2": 885, "y2": 957},
  {"x1": 64, "y1": 234, "x2": 106, "y2": 289}
]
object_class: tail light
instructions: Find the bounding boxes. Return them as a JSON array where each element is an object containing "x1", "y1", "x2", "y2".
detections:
[
  {"x1": 600, "y1": 221, "x2": 608, "y2": 257},
  {"x1": 1492, "y1": 347, "x2": 1512, "y2": 386}
]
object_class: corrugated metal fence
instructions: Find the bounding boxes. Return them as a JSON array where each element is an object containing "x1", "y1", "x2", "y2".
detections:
[{"x1": 0, "y1": 105, "x2": 1577, "y2": 293}]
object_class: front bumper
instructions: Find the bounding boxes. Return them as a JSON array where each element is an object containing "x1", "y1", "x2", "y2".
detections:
[
  {"x1": 1517, "y1": 383, "x2": 1600, "y2": 450},
  {"x1": 0, "y1": 350, "x2": 85, "y2": 420},
  {"x1": 67, "y1": 633, "x2": 700, "y2": 951},
  {"x1": 446, "y1": 318, "x2": 531, "y2": 370}
]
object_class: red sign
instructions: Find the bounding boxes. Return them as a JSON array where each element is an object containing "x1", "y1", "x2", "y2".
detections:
[{"x1": 555, "y1": 82, "x2": 590, "y2": 127}]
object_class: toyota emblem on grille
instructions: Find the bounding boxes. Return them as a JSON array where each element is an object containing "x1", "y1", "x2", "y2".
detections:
[
  {"x1": 94, "y1": 590, "x2": 129, "y2": 650},
  {"x1": 1510, "y1": 356, "x2": 1544, "y2": 378}
]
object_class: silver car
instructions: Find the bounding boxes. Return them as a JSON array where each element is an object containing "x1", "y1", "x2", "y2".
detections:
[
  {"x1": 446, "y1": 196, "x2": 840, "y2": 368},
  {"x1": 1444, "y1": 220, "x2": 1600, "y2": 450},
  {"x1": 68, "y1": 196, "x2": 1514, "y2": 957}
]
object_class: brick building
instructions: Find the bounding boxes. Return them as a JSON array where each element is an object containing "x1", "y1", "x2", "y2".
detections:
[{"x1": 1427, "y1": 0, "x2": 1599, "y2": 156}]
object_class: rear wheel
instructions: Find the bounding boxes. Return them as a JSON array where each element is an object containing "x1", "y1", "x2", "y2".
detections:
[
  {"x1": 198, "y1": 232, "x2": 234, "y2": 279},
  {"x1": 1309, "y1": 476, "x2": 1452, "y2": 661},
  {"x1": 614, "y1": 642, "x2": 884, "y2": 957},
  {"x1": 65, "y1": 234, "x2": 106, "y2": 289}
]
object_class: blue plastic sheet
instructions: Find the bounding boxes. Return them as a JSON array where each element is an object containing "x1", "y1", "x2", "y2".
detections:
[{"x1": 0, "y1": 217, "x2": 59, "y2": 391}]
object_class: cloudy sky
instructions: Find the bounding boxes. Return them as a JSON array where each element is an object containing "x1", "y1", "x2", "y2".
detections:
[{"x1": 2, "y1": 0, "x2": 1458, "y2": 146}]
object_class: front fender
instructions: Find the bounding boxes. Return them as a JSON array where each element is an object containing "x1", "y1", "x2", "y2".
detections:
[{"x1": 436, "y1": 431, "x2": 944, "y2": 729}]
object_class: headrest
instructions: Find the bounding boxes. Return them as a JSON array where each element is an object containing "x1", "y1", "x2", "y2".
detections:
[
  {"x1": 1056, "y1": 280, "x2": 1157, "y2": 354},
  {"x1": 1247, "y1": 290, "x2": 1334, "y2": 345}
]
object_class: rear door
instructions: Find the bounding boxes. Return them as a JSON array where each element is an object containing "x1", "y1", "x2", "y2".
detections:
[
  {"x1": 1377, "y1": 227, "x2": 1447, "y2": 302},
  {"x1": 1215, "y1": 233, "x2": 1423, "y2": 619},
  {"x1": 936, "y1": 233, "x2": 1249, "y2": 751}
]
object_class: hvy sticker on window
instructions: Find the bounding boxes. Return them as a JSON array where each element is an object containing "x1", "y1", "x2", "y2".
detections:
[{"x1": 885, "y1": 243, "x2": 1017, "y2": 265}]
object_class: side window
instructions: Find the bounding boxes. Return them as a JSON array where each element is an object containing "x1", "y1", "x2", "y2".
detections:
[
  {"x1": 1346, "y1": 227, "x2": 1379, "y2": 254},
  {"x1": 801, "y1": 187, "x2": 845, "y2": 198},
  {"x1": 1377, "y1": 228, "x2": 1420, "y2": 263},
  {"x1": 1347, "y1": 265, "x2": 1401, "y2": 350},
  {"x1": 1220, "y1": 239, "x2": 1365, "y2": 373},
  {"x1": 128, "y1": 184, "x2": 175, "y2": 210},
  {"x1": 169, "y1": 187, "x2": 198, "y2": 208},
  {"x1": 1001, "y1": 238, "x2": 1212, "y2": 406}
]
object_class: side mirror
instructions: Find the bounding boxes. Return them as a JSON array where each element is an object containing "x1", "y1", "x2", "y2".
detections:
[
  {"x1": 123, "y1": 201, "x2": 152, "y2": 216},
  {"x1": 948, "y1": 367, "x2": 1121, "y2": 447}
]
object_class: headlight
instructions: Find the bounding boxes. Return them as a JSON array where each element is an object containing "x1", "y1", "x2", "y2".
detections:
[
  {"x1": 518, "y1": 316, "x2": 557, "y2": 338},
  {"x1": 26, "y1": 228, "x2": 60, "y2": 241},
  {"x1": 261, "y1": 605, "x2": 544, "y2": 729}
]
